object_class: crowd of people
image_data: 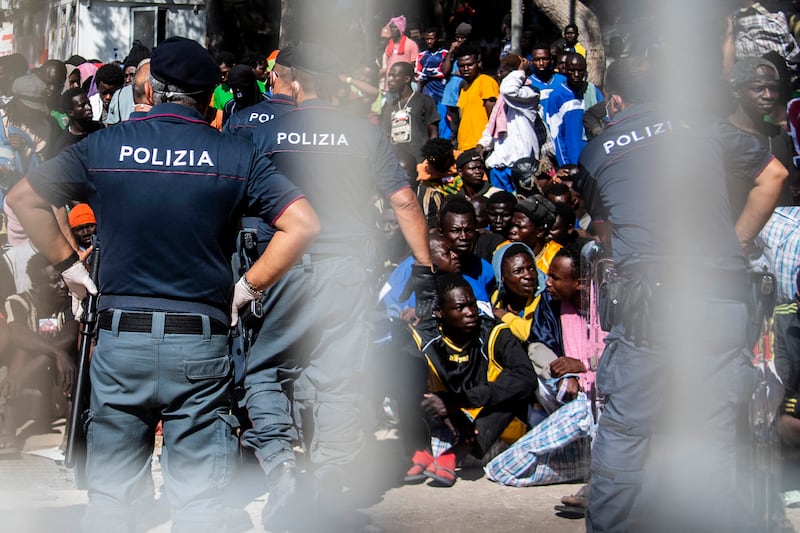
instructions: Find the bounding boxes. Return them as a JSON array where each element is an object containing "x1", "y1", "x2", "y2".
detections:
[{"x1": 0, "y1": 0, "x2": 799, "y2": 531}]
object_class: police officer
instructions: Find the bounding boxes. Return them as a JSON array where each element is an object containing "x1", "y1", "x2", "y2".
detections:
[
  {"x1": 7, "y1": 37, "x2": 319, "y2": 533},
  {"x1": 243, "y1": 43, "x2": 433, "y2": 529},
  {"x1": 223, "y1": 48, "x2": 298, "y2": 255},
  {"x1": 577, "y1": 57, "x2": 787, "y2": 532},
  {"x1": 222, "y1": 48, "x2": 296, "y2": 141}
]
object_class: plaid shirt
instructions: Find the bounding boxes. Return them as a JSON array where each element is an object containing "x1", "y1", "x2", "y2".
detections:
[
  {"x1": 734, "y1": 3, "x2": 800, "y2": 70},
  {"x1": 484, "y1": 393, "x2": 593, "y2": 486},
  {"x1": 760, "y1": 207, "x2": 800, "y2": 303}
]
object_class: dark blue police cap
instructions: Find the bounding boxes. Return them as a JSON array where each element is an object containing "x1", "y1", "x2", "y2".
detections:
[
  {"x1": 274, "y1": 47, "x2": 295, "y2": 68},
  {"x1": 150, "y1": 37, "x2": 220, "y2": 90},
  {"x1": 281, "y1": 43, "x2": 339, "y2": 75}
]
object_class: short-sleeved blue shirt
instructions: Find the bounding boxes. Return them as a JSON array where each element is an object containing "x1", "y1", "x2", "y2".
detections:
[
  {"x1": 577, "y1": 103, "x2": 765, "y2": 272},
  {"x1": 249, "y1": 99, "x2": 410, "y2": 255},
  {"x1": 28, "y1": 103, "x2": 303, "y2": 323},
  {"x1": 222, "y1": 93, "x2": 295, "y2": 141}
]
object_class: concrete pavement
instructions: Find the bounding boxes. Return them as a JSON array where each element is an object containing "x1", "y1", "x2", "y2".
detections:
[{"x1": 2, "y1": 420, "x2": 799, "y2": 532}]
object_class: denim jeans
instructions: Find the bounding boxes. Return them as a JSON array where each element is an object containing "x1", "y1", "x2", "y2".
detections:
[{"x1": 81, "y1": 310, "x2": 237, "y2": 533}]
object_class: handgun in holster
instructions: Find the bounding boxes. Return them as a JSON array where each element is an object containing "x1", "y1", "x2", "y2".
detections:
[{"x1": 231, "y1": 230, "x2": 265, "y2": 401}]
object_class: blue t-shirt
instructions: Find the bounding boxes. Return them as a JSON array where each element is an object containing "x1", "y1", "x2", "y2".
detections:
[{"x1": 380, "y1": 254, "x2": 495, "y2": 317}]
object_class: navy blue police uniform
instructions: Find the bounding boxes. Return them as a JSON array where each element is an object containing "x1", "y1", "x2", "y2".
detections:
[
  {"x1": 222, "y1": 93, "x2": 295, "y2": 141},
  {"x1": 577, "y1": 101, "x2": 772, "y2": 531},
  {"x1": 26, "y1": 37, "x2": 303, "y2": 533},
  {"x1": 241, "y1": 50, "x2": 410, "y2": 498},
  {"x1": 223, "y1": 92, "x2": 296, "y2": 250}
]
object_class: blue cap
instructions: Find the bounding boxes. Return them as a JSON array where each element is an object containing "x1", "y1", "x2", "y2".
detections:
[
  {"x1": 284, "y1": 43, "x2": 339, "y2": 75},
  {"x1": 150, "y1": 37, "x2": 220, "y2": 90}
]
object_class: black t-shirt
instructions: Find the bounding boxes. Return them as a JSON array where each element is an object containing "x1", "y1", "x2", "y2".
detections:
[
  {"x1": 379, "y1": 91, "x2": 439, "y2": 163},
  {"x1": 718, "y1": 120, "x2": 794, "y2": 212},
  {"x1": 51, "y1": 121, "x2": 105, "y2": 154}
]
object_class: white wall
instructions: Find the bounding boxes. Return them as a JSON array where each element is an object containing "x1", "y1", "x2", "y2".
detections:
[{"x1": 59, "y1": 1, "x2": 205, "y2": 62}]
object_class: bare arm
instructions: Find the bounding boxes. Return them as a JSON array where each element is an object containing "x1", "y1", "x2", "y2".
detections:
[
  {"x1": 6, "y1": 178, "x2": 75, "y2": 265},
  {"x1": 427, "y1": 122, "x2": 439, "y2": 140},
  {"x1": 388, "y1": 187, "x2": 431, "y2": 266},
  {"x1": 244, "y1": 198, "x2": 320, "y2": 291},
  {"x1": 442, "y1": 43, "x2": 458, "y2": 77},
  {"x1": 483, "y1": 97, "x2": 497, "y2": 120},
  {"x1": 735, "y1": 157, "x2": 788, "y2": 250}
]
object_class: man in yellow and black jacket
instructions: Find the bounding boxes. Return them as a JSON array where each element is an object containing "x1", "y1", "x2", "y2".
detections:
[{"x1": 394, "y1": 272, "x2": 537, "y2": 487}]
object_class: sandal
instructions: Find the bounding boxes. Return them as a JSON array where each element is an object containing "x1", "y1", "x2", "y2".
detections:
[
  {"x1": 554, "y1": 504, "x2": 586, "y2": 518},
  {"x1": 560, "y1": 483, "x2": 589, "y2": 508},
  {"x1": 404, "y1": 450, "x2": 434, "y2": 484},
  {"x1": 424, "y1": 451, "x2": 457, "y2": 487}
]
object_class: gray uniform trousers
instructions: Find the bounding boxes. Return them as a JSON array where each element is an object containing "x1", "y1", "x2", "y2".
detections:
[
  {"x1": 241, "y1": 255, "x2": 372, "y2": 480},
  {"x1": 587, "y1": 298, "x2": 758, "y2": 533},
  {"x1": 82, "y1": 311, "x2": 237, "y2": 533}
]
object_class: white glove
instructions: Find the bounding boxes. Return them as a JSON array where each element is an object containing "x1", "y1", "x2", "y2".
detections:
[
  {"x1": 61, "y1": 260, "x2": 98, "y2": 320},
  {"x1": 231, "y1": 275, "x2": 263, "y2": 327}
]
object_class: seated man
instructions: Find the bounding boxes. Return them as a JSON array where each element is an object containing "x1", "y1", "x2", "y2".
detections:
[
  {"x1": 396, "y1": 274, "x2": 537, "y2": 487},
  {"x1": 0, "y1": 253, "x2": 77, "y2": 455},
  {"x1": 380, "y1": 232, "x2": 464, "y2": 321},
  {"x1": 508, "y1": 195, "x2": 562, "y2": 274},
  {"x1": 490, "y1": 242, "x2": 544, "y2": 344},
  {"x1": 486, "y1": 190, "x2": 517, "y2": 239},
  {"x1": 437, "y1": 196, "x2": 497, "y2": 314},
  {"x1": 416, "y1": 138, "x2": 461, "y2": 227},
  {"x1": 531, "y1": 244, "x2": 605, "y2": 413}
]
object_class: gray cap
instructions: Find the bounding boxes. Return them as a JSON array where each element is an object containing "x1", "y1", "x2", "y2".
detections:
[
  {"x1": 455, "y1": 23, "x2": 472, "y2": 37},
  {"x1": 12, "y1": 74, "x2": 48, "y2": 112},
  {"x1": 730, "y1": 57, "x2": 779, "y2": 86},
  {"x1": 285, "y1": 43, "x2": 339, "y2": 75},
  {"x1": 514, "y1": 194, "x2": 557, "y2": 230}
]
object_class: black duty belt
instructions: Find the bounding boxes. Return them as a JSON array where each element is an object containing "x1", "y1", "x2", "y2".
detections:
[{"x1": 98, "y1": 311, "x2": 228, "y2": 335}]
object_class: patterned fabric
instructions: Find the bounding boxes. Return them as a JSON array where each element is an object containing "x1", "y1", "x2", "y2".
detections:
[
  {"x1": 416, "y1": 48, "x2": 448, "y2": 102},
  {"x1": 484, "y1": 393, "x2": 594, "y2": 486},
  {"x1": 734, "y1": 3, "x2": 800, "y2": 71},
  {"x1": 760, "y1": 206, "x2": 800, "y2": 303}
]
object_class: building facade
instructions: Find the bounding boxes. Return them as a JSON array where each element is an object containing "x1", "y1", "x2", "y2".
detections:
[{"x1": 6, "y1": 0, "x2": 205, "y2": 64}]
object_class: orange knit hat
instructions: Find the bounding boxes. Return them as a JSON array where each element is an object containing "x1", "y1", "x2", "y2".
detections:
[{"x1": 68, "y1": 203, "x2": 96, "y2": 228}]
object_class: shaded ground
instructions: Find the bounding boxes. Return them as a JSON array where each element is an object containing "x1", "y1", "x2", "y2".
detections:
[{"x1": 1, "y1": 421, "x2": 798, "y2": 532}]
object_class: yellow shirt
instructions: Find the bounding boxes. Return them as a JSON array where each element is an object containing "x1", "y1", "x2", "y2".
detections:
[
  {"x1": 490, "y1": 290, "x2": 541, "y2": 342},
  {"x1": 457, "y1": 74, "x2": 499, "y2": 150},
  {"x1": 536, "y1": 240, "x2": 563, "y2": 275}
]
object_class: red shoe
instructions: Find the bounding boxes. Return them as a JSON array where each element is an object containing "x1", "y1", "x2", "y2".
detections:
[
  {"x1": 425, "y1": 451, "x2": 457, "y2": 487},
  {"x1": 404, "y1": 450, "x2": 434, "y2": 484}
]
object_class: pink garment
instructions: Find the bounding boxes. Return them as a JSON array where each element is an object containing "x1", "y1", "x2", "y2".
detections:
[
  {"x1": 485, "y1": 93, "x2": 509, "y2": 138},
  {"x1": 383, "y1": 36, "x2": 419, "y2": 91},
  {"x1": 77, "y1": 63, "x2": 98, "y2": 97},
  {"x1": 387, "y1": 15, "x2": 406, "y2": 34},
  {"x1": 560, "y1": 300, "x2": 605, "y2": 395}
]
